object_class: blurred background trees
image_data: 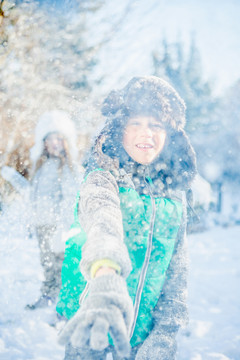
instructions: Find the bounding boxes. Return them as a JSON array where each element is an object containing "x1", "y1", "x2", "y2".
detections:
[
  {"x1": 0, "y1": 0, "x2": 99, "y2": 199},
  {"x1": 152, "y1": 37, "x2": 240, "y2": 224},
  {"x1": 152, "y1": 37, "x2": 219, "y2": 177}
]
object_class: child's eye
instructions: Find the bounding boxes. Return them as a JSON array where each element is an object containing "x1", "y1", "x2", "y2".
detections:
[
  {"x1": 150, "y1": 123, "x2": 164, "y2": 130},
  {"x1": 129, "y1": 121, "x2": 140, "y2": 126}
]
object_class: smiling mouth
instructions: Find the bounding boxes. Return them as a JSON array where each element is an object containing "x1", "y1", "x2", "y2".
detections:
[{"x1": 136, "y1": 144, "x2": 153, "y2": 149}]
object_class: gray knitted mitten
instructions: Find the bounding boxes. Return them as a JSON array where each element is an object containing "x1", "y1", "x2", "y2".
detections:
[{"x1": 58, "y1": 274, "x2": 133, "y2": 358}]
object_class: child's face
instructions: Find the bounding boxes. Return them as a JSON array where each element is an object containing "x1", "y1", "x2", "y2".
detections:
[
  {"x1": 44, "y1": 132, "x2": 65, "y2": 158},
  {"x1": 123, "y1": 116, "x2": 167, "y2": 165}
]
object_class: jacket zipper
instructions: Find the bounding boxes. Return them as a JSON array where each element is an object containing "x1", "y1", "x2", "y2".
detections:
[
  {"x1": 129, "y1": 177, "x2": 156, "y2": 339},
  {"x1": 79, "y1": 282, "x2": 89, "y2": 306}
]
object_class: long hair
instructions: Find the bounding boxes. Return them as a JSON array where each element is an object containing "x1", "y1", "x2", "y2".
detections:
[{"x1": 34, "y1": 135, "x2": 73, "y2": 176}]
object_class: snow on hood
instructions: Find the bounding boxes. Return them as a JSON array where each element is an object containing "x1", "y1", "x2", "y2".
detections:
[{"x1": 30, "y1": 110, "x2": 78, "y2": 163}]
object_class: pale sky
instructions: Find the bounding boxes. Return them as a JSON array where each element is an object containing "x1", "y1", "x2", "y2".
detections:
[{"x1": 88, "y1": 0, "x2": 240, "y2": 96}]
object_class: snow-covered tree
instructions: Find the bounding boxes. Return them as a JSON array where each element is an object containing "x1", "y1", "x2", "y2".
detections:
[
  {"x1": 153, "y1": 37, "x2": 220, "y2": 179},
  {"x1": 0, "y1": 0, "x2": 100, "y2": 201},
  {"x1": 153, "y1": 37, "x2": 218, "y2": 133},
  {"x1": 218, "y1": 80, "x2": 240, "y2": 184}
]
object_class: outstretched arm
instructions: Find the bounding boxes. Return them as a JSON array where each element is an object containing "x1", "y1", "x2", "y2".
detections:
[
  {"x1": 58, "y1": 170, "x2": 133, "y2": 357},
  {"x1": 1, "y1": 166, "x2": 30, "y2": 196},
  {"x1": 78, "y1": 170, "x2": 132, "y2": 280}
]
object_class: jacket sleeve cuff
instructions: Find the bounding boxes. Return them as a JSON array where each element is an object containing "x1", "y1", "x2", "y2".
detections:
[{"x1": 90, "y1": 259, "x2": 121, "y2": 278}]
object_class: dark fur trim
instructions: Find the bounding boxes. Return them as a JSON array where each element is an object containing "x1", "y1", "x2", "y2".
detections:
[
  {"x1": 150, "y1": 129, "x2": 197, "y2": 191},
  {"x1": 102, "y1": 76, "x2": 186, "y2": 130}
]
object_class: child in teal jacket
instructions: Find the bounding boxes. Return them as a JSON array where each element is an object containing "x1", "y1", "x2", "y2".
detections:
[{"x1": 57, "y1": 76, "x2": 197, "y2": 359}]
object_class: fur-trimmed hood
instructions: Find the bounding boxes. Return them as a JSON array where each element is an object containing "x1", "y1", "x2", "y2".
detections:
[
  {"x1": 102, "y1": 76, "x2": 186, "y2": 130},
  {"x1": 149, "y1": 128, "x2": 197, "y2": 191},
  {"x1": 30, "y1": 110, "x2": 78, "y2": 163},
  {"x1": 85, "y1": 76, "x2": 197, "y2": 191}
]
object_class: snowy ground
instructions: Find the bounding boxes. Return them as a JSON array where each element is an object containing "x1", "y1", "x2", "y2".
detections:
[
  {"x1": 0, "y1": 202, "x2": 240, "y2": 359},
  {"x1": 177, "y1": 226, "x2": 240, "y2": 360}
]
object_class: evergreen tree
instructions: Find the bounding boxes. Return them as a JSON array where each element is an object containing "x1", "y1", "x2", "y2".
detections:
[
  {"x1": 153, "y1": 37, "x2": 220, "y2": 180},
  {"x1": 220, "y1": 80, "x2": 240, "y2": 184}
]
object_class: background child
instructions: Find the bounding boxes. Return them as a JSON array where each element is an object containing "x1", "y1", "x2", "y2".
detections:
[
  {"x1": 57, "y1": 77, "x2": 197, "y2": 359},
  {"x1": 27, "y1": 110, "x2": 82, "y2": 310}
]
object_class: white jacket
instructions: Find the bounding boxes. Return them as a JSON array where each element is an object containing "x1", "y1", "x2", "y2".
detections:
[{"x1": 31, "y1": 158, "x2": 81, "y2": 252}]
